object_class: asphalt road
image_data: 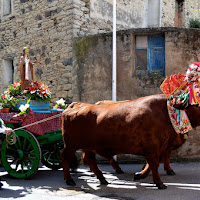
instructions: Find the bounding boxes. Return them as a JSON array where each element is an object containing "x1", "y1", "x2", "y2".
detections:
[{"x1": 1, "y1": 162, "x2": 200, "y2": 200}]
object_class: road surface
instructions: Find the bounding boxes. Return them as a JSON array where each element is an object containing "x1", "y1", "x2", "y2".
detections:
[{"x1": 1, "y1": 162, "x2": 200, "y2": 200}]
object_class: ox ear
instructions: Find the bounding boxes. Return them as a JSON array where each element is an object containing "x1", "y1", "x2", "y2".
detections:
[
  {"x1": 172, "y1": 96, "x2": 188, "y2": 110},
  {"x1": 172, "y1": 92, "x2": 189, "y2": 110},
  {"x1": 173, "y1": 101, "x2": 187, "y2": 110}
]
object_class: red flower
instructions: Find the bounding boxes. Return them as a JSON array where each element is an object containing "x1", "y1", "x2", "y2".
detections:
[{"x1": 193, "y1": 62, "x2": 200, "y2": 66}]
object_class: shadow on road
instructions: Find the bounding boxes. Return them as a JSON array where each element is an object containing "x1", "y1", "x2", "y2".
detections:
[{"x1": 1, "y1": 163, "x2": 200, "y2": 199}]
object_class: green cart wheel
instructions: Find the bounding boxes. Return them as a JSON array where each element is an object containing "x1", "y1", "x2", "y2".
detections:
[
  {"x1": 41, "y1": 140, "x2": 63, "y2": 170},
  {"x1": 1, "y1": 129, "x2": 41, "y2": 179}
]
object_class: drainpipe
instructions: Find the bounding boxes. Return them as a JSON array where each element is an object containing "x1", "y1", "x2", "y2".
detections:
[
  {"x1": 112, "y1": 0, "x2": 117, "y2": 102},
  {"x1": 113, "y1": 0, "x2": 117, "y2": 161}
]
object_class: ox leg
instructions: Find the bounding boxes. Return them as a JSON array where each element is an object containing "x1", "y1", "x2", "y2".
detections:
[
  {"x1": 84, "y1": 151, "x2": 108, "y2": 185},
  {"x1": 96, "y1": 152, "x2": 124, "y2": 174},
  {"x1": 109, "y1": 157, "x2": 124, "y2": 174},
  {"x1": 134, "y1": 163, "x2": 151, "y2": 180},
  {"x1": 163, "y1": 150, "x2": 176, "y2": 175},
  {"x1": 61, "y1": 146, "x2": 76, "y2": 186},
  {"x1": 147, "y1": 157, "x2": 167, "y2": 189}
]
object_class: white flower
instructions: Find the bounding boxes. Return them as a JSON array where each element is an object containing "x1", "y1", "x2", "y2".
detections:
[
  {"x1": 56, "y1": 98, "x2": 65, "y2": 106},
  {"x1": 19, "y1": 104, "x2": 30, "y2": 112}
]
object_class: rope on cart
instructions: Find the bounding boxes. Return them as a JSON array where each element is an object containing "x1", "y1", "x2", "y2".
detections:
[
  {"x1": 6, "y1": 131, "x2": 17, "y2": 145},
  {"x1": 13, "y1": 112, "x2": 63, "y2": 131},
  {"x1": 12, "y1": 106, "x2": 87, "y2": 131}
]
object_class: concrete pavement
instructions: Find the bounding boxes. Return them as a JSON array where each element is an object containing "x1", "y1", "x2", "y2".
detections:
[{"x1": 1, "y1": 162, "x2": 200, "y2": 200}]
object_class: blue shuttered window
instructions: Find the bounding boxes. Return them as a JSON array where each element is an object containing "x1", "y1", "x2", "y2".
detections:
[{"x1": 135, "y1": 35, "x2": 165, "y2": 76}]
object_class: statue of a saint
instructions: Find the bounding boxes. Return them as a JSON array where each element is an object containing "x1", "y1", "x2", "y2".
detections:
[{"x1": 20, "y1": 47, "x2": 38, "y2": 90}]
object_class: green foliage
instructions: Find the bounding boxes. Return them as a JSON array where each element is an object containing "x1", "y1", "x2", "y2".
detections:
[
  {"x1": 0, "y1": 96, "x2": 19, "y2": 112},
  {"x1": 189, "y1": 18, "x2": 200, "y2": 28}
]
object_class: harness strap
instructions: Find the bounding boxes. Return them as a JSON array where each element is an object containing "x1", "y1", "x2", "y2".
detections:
[{"x1": 167, "y1": 100, "x2": 192, "y2": 134}]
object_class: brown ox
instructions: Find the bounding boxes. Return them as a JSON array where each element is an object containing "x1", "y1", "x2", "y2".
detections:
[
  {"x1": 67, "y1": 101, "x2": 124, "y2": 174},
  {"x1": 96, "y1": 100, "x2": 185, "y2": 176},
  {"x1": 61, "y1": 94, "x2": 196, "y2": 189},
  {"x1": 68, "y1": 100, "x2": 185, "y2": 176}
]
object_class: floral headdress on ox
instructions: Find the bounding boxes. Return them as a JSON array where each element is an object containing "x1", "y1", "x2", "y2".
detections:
[
  {"x1": 160, "y1": 62, "x2": 200, "y2": 134},
  {"x1": 186, "y1": 62, "x2": 200, "y2": 83},
  {"x1": 161, "y1": 62, "x2": 200, "y2": 108}
]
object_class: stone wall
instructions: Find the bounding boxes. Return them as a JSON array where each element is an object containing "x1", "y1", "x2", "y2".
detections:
[
  {"x1": 73, "y1": 27, "x2": 200, "y2": 159},
  {"x1": 0, "y1": 0, "x2": 75, "y2": 103},
  {"x1": 75, "y1": 0, "x2": 200, "y2": 37}
]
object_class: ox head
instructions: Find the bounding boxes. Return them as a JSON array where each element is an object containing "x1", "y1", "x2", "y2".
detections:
[{"x1": 161, "y1": 62, "x2": 200, "y2": 131}]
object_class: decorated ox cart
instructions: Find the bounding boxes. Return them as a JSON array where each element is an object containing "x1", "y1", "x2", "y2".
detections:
[
  {"x1": 0, "y1": 109, "x2": 64, "y2": 179},
  {"x1": 0, "y1": 47, "x2": 74, "y2": 179}
]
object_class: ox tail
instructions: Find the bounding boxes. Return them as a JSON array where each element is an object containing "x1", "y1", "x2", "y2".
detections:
[{"x1": 70, "y1": 153, "x2": 79, "y2": 172}]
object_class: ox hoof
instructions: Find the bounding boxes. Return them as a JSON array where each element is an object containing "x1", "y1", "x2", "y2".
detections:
[
  {"x1": 66, "y1": 179, "x2": 76, "y2": 186},
  {"x1": 166, "y1": 170, "x2": 176, "y2": 176},
  {"x1": 100, "y1": 179, "x2": 109, "y2": 185},
  {"x1": 116, "y1": 168, "x2": 124, "y2": 174},
  {"x1": 134, "y1": 172, "x2": 142, "y2": 180},
  {"x1": 156, "y1": 183, "x2": 167, "y2": 189}
]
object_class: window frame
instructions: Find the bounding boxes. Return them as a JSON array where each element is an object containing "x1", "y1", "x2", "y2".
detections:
[
  {"x1": 1, "y1": 0, "x2": 13, "y2": 18},
  {"x1": 135, "y1": 34, "x2": 165, "y2": 76},
  {"x1": 135, "y1": 35, "x2": 148, "y2": 72},
  {"x1": 2, "y1": 58, "x2": 15, "y2": 88}
]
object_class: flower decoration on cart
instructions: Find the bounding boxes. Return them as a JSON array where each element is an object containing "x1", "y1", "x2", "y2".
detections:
[
  {"x1": 53, "y1": 98, "x2": 67, "y2": 110},
  {"x1": 3, "y1": 80, "x2": 51, "y2": 102},
  {"x1": 23, "y1": 81, "x2": 51, "y2": 102},
  {"x1": 160, "y1": 62, "x2": 200, "y2": 134},
  {"x1": 0, "y1": 80, "x2": 51, "y2": 113},
  {"x1": 17, "y1": 99, "x2": 31, "y2": 116},
  {"x1": 0, "y1": 91, "x2": 19, "y2": 112},
  {"x1": 5, "y1": 81, "x2": 22, "y2": 97}
]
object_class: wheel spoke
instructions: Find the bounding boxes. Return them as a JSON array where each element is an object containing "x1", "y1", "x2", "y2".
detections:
[
  {"x1": 47, "y1": 152, "x2": 52, "y2": 162},
  {"x1": 17, "y1": 136, "x2": 22, "y2": 149},
  {"x1": 15, "y1": 161, "x2": 19, "y2": 170},
  {"x1": 56, "y1": 153, "x2": 61, "y2": 162},
  {"x1": 14, "y1": 142, "x2": 19, "y2": 149},
  {"x1": 9, "y1": 158, "x2": 18, "y2": 165},
  {"x1": 7, "y1": 146, "x2": 17, "y2": 151},
  {"x1": 22, "y1": 137, "x2": 27, "y2": 150},
  {"x1": 21, "y1": 162, "x2": 24, "y2": 173},
  {"x1": 26, "y1": 156, "x2": 35, "y2": 163},
  {"x1": 23, "y1": 159, "x2": 30, "y2": 170}
]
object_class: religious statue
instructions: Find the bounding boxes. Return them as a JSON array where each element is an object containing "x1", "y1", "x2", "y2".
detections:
[{"x1": 20, "y1": 47, "x2": 38, "y2": 90}]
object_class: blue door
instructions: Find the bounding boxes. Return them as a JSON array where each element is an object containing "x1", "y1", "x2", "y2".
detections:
[{"x1": 149, "y1": 35, "x2": 165, "y2": 76}]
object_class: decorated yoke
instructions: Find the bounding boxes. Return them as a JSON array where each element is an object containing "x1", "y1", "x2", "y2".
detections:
[{"x1": 160, "y1": 62, "x2": 200, "y2": 134}]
